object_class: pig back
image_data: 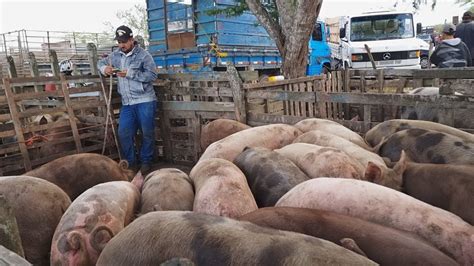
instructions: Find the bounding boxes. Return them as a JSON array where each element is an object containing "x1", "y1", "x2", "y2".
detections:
[
  {"x1": 97, "y1": 211, "x2": 377, "y2": 266},
  {"x1": 0, "y1": 176, "x2": 71, "y2": 266}
]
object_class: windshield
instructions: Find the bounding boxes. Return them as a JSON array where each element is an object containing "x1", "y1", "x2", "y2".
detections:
[{"x1": 350, "y1": 13, "x2": 414, "y2": 41}]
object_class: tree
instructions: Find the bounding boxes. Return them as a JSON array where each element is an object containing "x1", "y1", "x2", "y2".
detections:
[
  {"x1": 246, "y1": 1, "x2": 323, "y2": 78},
  {"x1": 103, "y1": 4, "x2": 149, "y2": 43}
]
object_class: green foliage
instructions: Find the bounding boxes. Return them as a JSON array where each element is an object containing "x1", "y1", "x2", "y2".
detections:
[
  {"x1": 206, "y1": 0, "x2": 279, "y2": 21},
  {"x1": 103, "y1": 4, "x2": 149, "y2": 42}
]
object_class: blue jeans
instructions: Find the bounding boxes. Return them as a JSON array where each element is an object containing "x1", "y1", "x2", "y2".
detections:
[{"x1": 118, "y1": 101, "x2": 157, "y2": 166}]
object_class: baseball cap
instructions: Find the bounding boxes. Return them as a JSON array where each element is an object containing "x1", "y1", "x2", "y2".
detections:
[
  {"x1": 462, "y1": 11, "x2": 473, "y2": 20},
  {"x1": 442, "y1": 23, "x2": 456, "y2": 35},
  {"x1": 114, "y1": 25, "x2": 133, "y2": 42}
]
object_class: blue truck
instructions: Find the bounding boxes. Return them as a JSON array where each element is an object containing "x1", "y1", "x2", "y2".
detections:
[{"x1": 146, "y1": 0, "x2": 331, "y2": 76}]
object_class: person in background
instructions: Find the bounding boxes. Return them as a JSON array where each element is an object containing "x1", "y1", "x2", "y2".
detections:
[
  {"x1": 430, "y1": 23, "x2": 472, "y2": 68},
  {"x1": 455, "y1": 11, "x2": 474, "y2": 63},
  {"x1": 97, "y1": 25, "x2": 158, "y2": 175}
]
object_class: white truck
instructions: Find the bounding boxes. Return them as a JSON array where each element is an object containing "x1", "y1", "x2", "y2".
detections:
[{"x1": 326, "y1": 10, "x2": 430, "y2": 69}]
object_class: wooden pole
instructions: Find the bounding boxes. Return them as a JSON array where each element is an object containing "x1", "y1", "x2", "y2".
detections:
[
  {"x1": 87, "y1": 43, "x2": 98, "y2": 75},
  {"x1": 226, "y1": 65, "x2": 247, "y2": 124},
  {"x1": 6, "y1": 56, "x2": 17, "y2": 78},
  {"x1": 49, "y1": 49, "x2": 60, "y2": 77},
  {"x1": 0, "y1": 195, "x2": 25, "y2": 258},
  {"x1": 364, "y1": 44, "x2": 377, "y2": 70}
]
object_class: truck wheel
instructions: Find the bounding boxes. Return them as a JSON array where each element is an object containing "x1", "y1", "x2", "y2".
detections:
[{"x1": 420, "y1": 56, "x2": 429, "y2": 69}]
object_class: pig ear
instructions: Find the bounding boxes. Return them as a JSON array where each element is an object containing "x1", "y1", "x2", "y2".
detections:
[
  {"x1": 340, "y1": 238, "x2": 367, "y2": 258},
  {"x1": 131, "y1": 171, "x2": 144, "y2": 192},
  {"x1": 393, "y1": 150, "x2": 408, "y2": 175},
  {"x1": 364, "y1": 162, "x2": 382, "y2": 183},
  {"x1": 39, "y1": 116, "x2": 48, "y2": 125},
  {"x1": 372, "y1": 136, "x2": 388, "y2": 154}
]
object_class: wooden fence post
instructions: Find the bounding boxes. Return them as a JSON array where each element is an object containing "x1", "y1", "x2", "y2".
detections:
[
  {"x1": 49, "y1": 49, "x2": 60, "y2": 77},
  {"x1": 3, "y1": 78, "x2": 31, "y2": 171},
  {"x1": 226, "y1": 65, "x2": 246, "y2": 124},
  {"x1": 6, "y1": 56, "x2": 17, "y2": 78},
  {"x1": 87, "y1": 43, "x2": 99, "y2": 75},
  {"x1": 28, "y1": 52, "x2": 43, "y2": 96},
  {"x1": 0, "y1": 196, "x2": 25, "y2": 258},
  {"x1": 60, "y1": 74, "x2": 83, "y2": 153}
]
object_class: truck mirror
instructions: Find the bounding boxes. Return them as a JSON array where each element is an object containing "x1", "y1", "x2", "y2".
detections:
[
  {"x1": 339, "y1": 28, "x2": 346, "y2": 39},
  {"x1": 416, "y1": 23, "x2": 422, "y2": 35}
]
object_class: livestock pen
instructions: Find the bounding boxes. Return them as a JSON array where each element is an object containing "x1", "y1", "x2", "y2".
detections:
[{"x1": 1, "y1": 62, "x2": 473, "y2": 174}]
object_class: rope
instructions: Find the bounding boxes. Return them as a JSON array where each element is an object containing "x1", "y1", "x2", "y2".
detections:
[
  {"x1": 99, "y1": 71, "x2": 122, "y2": 160},
  {"x1": 21, "y1": 135, "x2": 49, "y2": 146}
]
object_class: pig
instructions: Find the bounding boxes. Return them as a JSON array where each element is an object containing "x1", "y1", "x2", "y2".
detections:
[
  {"x1": 25, "y1": 153, "x2": 133, "y2": 200},
  {"x1": 240, "y1": 207, "x2": 458, "y2": 266},
  {"x1": 0, "y1": 245, "x2": 32, "y2": 266},
  {"x1": 96, "y1": 211, "x2": 377, "y2": 265},
  {"x1": 189, "y1": 158, "x2": 257, "y2": 218},
  {"x1": 50, "y1": 179, "x2": 141, "y2": 266},
  {"x1": 275, "y1": 143, "x2": 366, "y2": 180},
  {"x1": 0, "y1": 176, "x2": 71, "y2": 266},
  {"x1": 293, "y1": 130, "x2": 407, "y2": 190},
  {"x1": 200, "y1": 118, "x2": 250, "y2": 151},
  {"x1": 276, "y1": 178, "x2": 474, "y2": 265},
  {"x1": 403, "y1": 163, "x2": 474, "y2": 224},
  {"x1": 365, "y1": 119, "x2": 474, "y2": 147},
  {"x1": 294, "y1": 118, "x2": 371, "y2": 150},
  {"x1": 140, "y1": 168, "x2": 195, "y2": 214},
  {"x1": 198, "y1": 124, "x2": 302, "y2": 163},
  {"x1": 233, "y1": 147, "x2": 310, "y2": 207},
  {"x1": 400, "y1": 87, "x2": 473, "y2": 129},
  {"x1": 375, "y1": 128, "x2": 474, "y2": 165}
]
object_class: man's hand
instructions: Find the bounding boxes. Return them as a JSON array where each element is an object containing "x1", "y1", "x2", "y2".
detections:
[
  {"x1": 116, "y1": 70, "x2": 127, "y2": 77},
  {"x1": 104, "y1": 66, "x2": 114, "y2": 76}
]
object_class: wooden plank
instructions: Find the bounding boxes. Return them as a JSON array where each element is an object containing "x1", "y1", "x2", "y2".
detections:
[
  {"x1": 160, "y1": 111, "x2": 173, "y2": 161},
  {"x1": 0, "y1": 113, "x2": 11, "y2": 123},
  {"x1": 87, "y1": 43, "x2": 99, "y2": 75},
  {"x1": 226, "y1": 65, "x2": 246, "y2": 123},
  {"x1": 14, "y1": 90, "x2": 62, "y2": 101},
  {"x1": 243, "y1": 76, "x2": 323, "y2": 89},
  {"x1": 6, "y1": 56, "x2": 17, "y2": 78},
  {"x1": 294, "y1": 83, "x2": 301, "y2": 116},
  {"x1": 316, "y1": 80, "x2": 327, "y2": 118},
  {"x1": 60, "y1": 75, "x2": 83, "y2": 153},
  {"x1": 307, "y1": 81, "x2": 314, "y2": 117},
  {"x1": 18, "y1": 106, "x2": 67, "y2": 119},
  {"x1": 377, "y1": 69, "x2": 384, "y2": 93},
  {"x1": 49, "y1": 49, "x2": 60, "y2": 77},
  {"x1": 316, "y1": 92, "x2": 474, "y2": 109},
  {"x1": 363, "y1": 105, "x2": 372, "y2": 123},
  {"x1": 161, "y1": 101, "x2": 235, "y2": 112},
  {"x1": 246, "y1": 90, "x2": 316, "y2": 102},
  {"x1": 247, "y1": 113, "x2": 307, "y2": 126},
  {"x1": 413, "y1": 68, "x2": 474, "y2": 79},
  {"x1": 352, "y1": 69, "x2": 416, "y2": 77},
  {"x1": 3, "y1": 78, "x2": 31, "y2": 171}
]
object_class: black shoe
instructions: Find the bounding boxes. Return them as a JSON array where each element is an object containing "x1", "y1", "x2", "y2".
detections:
[{"x1": 140, "y1": 164, "x2": 152, "y2": 176}]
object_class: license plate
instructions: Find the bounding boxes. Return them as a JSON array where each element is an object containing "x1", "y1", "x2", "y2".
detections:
[{"x1": 377, "y1": 60, "x2": 402, "y2": 65}]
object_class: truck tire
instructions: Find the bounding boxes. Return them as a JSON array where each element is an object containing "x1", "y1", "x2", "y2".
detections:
[{"x1": 420, "y1": 56, "x2": 429, "y2": 69}]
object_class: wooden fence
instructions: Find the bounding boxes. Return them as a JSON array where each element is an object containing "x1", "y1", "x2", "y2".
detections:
[
  {"x1": 0, "y1": 75, "x2": 119, "y2": 175},
  {"x1": 1, "y1": 67, "x2": 473, "y2": 173}
]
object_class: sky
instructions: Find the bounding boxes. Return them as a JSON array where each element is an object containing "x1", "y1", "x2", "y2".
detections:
[{"x1": 0, "y1": 0, "x2": 469, "y2": 34}]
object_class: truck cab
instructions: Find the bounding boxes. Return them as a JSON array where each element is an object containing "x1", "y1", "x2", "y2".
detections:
[{"x1": 328, "y1": 11, "x2": 429, "y2": 69}]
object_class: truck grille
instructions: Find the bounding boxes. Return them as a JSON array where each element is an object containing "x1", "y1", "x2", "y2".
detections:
[{"x1": 353, "y1": 51, "x2": 414, "y2": 62}]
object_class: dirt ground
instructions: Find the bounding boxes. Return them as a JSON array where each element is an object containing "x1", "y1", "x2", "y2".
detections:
[{"x1": 147, "y1": 161, "x2": 193, "y2": 175}]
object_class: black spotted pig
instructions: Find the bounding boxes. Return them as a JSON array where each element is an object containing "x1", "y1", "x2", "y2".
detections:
[
  {"x1": 365, "y1": 119, "x2": 474, "y2": 147},
  {"x1": 240, "y1": 207, "x2": 458, "y2": 266},
  {"x1": 276, "y1": 178, "x2": 474, "y2": 265},
  {"x1": 190, "y1": 158, "x2": 258, "y2": 218},
  {"x1": 376, "y1": 128, "x2": 474, "y2": 164},
  {"x1": 96, "y1": 211, "x2": 377, "y2": 265},
  {"x1": 0, "y1": 176, "x2": 71, "y2": 266},
  {"x1": 50, "y1": 178, "x2": 141, "y2": 266},
  {"x1": 233, "y1": 147, "x2": 309, "y2": 207},
  {"x1": 403, "y1": 163, "x2": 474, "y2": 224},
  {"x1": 140, "y1": 168, "x2": 194, "y2": 214},
  {"x1": 25, "y1": 153, "x2": 133, "y2": 200}
]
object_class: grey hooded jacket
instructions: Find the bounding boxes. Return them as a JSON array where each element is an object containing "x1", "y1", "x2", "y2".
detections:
[
  {"x1": 98, "y1": 44, "x2": 157, "y2": 105},
  {"x1": 430, "y1": 38, "x2": 472, "y2": 68}
]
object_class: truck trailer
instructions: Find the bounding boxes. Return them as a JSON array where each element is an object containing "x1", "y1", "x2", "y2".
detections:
[{"x1": 146, "y1": 0, "x2": 331, "y2": 76}]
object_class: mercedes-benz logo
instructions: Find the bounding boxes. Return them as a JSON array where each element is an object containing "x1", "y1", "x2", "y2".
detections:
[{"x1": 383, "y1": 53, "x2": 391, "y2": 60}]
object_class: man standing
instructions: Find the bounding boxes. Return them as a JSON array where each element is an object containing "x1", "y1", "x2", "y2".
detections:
[
  {"x1": 98, "y1": 25, "x2": 157, "y2": 175},
  {"x1": 455, "y1": 11, "x2": 474, "y2": 63},
  {"x1": 430, "y1": 23, "x2": 472, "y2": 68}
]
